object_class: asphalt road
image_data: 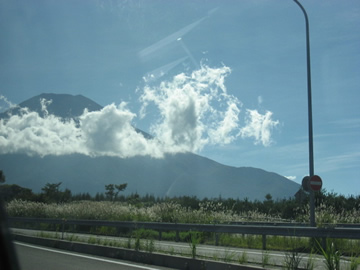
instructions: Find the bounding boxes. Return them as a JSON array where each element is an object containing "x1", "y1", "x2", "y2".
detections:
[
  {"x1": 15, "y1": 242, "x2": 175, "y2": 270},
  {"x1": 10, "y1": 228, "x2": 317, "y2": 268},
  {"x1": 12, "y1": 229, "x2": 356, "y2": 270}
]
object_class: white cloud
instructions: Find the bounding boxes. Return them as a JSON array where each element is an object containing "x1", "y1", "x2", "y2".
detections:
[
  {"x1": 0, "y1": 111, "x2": 85, "y2": 156},
  {"x1": 0, "y1": 95, "x2": 16, "y2": 112},
  {"x1": 285, "y1": 176, "x2": 297, "y2": 181},
  {"x1": 0, "y1": 103, "x2": 164, "y2": 158},
  {"x1": 0, "y1": 65, "x2": 280, "y2": 158},
  {"x1": 40, "y1": 98, "x2": 52, "y2": 117},
  {"x1": 80, "y1": 103, "x2": 163, "y2": 158},
  {"x1": 209, "y1": 99, "x2": 241, "y2": 144},
  {"x1": 240, "y1": 109, "x2": 279, "y2": 147},
  {"x1": 140, "y1": 65, "x2": 242, "y2": 152}
]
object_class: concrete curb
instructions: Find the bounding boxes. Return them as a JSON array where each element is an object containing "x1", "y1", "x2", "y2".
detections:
[{"x1": 13, "y1": 234, "x2": 266, "y2": 270}]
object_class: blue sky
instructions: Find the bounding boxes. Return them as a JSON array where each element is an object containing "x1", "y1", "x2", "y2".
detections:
[{"x1": 0, "y1": 0, "x2": 359, "y2": 196}]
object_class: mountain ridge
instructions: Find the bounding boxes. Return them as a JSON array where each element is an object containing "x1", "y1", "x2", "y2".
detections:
[
  {"x1": 0, "y1": 93, "x2": 103, "y2": 119},
  {"x1": 0, "y1": 93, "x2": 300, "y2": 200}
]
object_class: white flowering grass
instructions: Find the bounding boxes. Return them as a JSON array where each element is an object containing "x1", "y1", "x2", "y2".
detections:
[
  {"x1": 296, "y1": 203, "x2": 360, "y2": 224},
  {"x1": 7, "y1": 199, "x2": 360, "y2": 255},
  {"x1": 6, "y1": 199, "x2": 281, "y2": 224},
  {"x1": 7, "y1": 200, "x2": 360, "y2": 225}
]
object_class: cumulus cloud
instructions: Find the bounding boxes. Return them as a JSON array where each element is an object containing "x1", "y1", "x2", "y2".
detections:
[
  {"x1": 0, "y1": 110, "x2": 85, "y2": 156},
  {"x1": 140, "y1": 65, "x2": 241, "y2": 152},
  {"x1": 0, "y1": 103, "x2": 163, "y2": 158},
  {"x1": 240, "y1": 109, "x2": 279, "y2": 146},
  {"x1": 80, "y1": 103, "x2": 163, "y2": 158},
  {"x1": 285, "y1": 176, "x2": 297, "y2": 181},
  {"x1": 0, "y1": 65, "x2": 280, "y2": 158}
]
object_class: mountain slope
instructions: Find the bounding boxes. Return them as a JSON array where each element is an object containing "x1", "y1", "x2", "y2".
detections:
[
  {"x1": 0, "y1": 93, "x2": 300, "y2": 200},
  {"x1": 0, "y1": 93, "x2": 103, "y2": 119},
  {"x1": 0, "y1": 153, "x2": 299, "y2": 200}
]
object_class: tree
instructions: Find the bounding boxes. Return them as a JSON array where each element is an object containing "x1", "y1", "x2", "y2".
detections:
[
  {"x1": 0, "y1": 170, "x2": 5, "y2": 183},
  {"x1": 0, "y1": 184, "x2": 34, "y2": 202},
  {"x1": 95, "y1": 192, "x2": 105, "y2": 201},
  {"x1": 41, "y1": 182, "x2": 63, "y2": 203},
  {"x1": 265, "y1": 193, "x2": 273, "y2": 202},
  {"x1": 115, "y1": 183, "x2": 127, "y2": 197},
  {"x1": 105, "y1": 183, "x2": 127, "y2": 201},
  {"x1": 61, "y1": 188, "x2": 72, "y2": 203},
  {"x1": 105, "y1": 184, "x2": 115, "y2": 201}
]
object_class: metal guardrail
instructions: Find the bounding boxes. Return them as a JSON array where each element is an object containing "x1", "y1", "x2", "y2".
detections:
[
  {"x1": 8, "y1": 217, "x2": 360, "y2": 249},
  {"x1": 230, "y1": 221, "x2": 360, "y2": 228}
]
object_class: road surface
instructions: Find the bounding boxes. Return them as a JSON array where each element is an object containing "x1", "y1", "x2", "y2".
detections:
[
  {"x1": 12, "y1": 228, "x2": 356, "y2": 269},
  {"x1": 15, "y1": 242, "x2": 174, "y2": 270}
]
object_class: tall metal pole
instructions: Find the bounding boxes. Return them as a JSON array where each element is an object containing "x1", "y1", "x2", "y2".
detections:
[{"x1": 293, "y1": 0, "x2": 316, "y2": 226}]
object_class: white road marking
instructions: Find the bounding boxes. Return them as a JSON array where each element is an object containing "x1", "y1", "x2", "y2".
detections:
[{"x1": 15, "y1": 242, "x2": 163, "y2": 270}]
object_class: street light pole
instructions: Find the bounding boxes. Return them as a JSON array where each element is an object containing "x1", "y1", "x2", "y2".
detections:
[{"x1": 293, "y1": 0, "x2": 316, "y2": 226}]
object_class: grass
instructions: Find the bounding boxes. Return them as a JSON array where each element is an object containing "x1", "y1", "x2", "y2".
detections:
[
  {"x1": 189, "y1": 231, "x2": 200, "y2": 259},
  {"x1": 261, "y1": 250, "x2": 270, "y2": 267},
  {"x1": 7, "y1": 199, "x2": 360, "y2": 258},
  {"x1": 238, "y1": 251, "x2": 248, "y2": 264},
  {"x1": 144, "y1": 239, "x2": 155, "y2": 253},
  {"x1": 304, "y1": 253, "x2": 315, "y2": 270},
  {"x1": 349, "y1": 254, "x2": 360, "y2": 270},
  {"x1": 223, "y1": 248, "x2": 236, "y2": 262},
  {"x1": 284, "y1": 249, "x2": 303, "y2": 270},
  {"x1": 283, "y1": 237, "x2": 305, "y2": 270},
  {"x1": 317, "y1": 240, "x2": 341, "y2": 270}
]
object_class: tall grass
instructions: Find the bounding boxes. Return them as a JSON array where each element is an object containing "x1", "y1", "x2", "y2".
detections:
[
  {"x1": 283, "y1": 237, "x2": 303, "y2": 270},
  {"x1": 317, "y1": 241, "x2": 341, "y2": 270},
  {"x1": 6, "y1": 199, "x2": 360, "y2": 256},
  {"x1": 296, "y1": 203, "x2": 360, "y2": 224},
  {"x1": 6, "y1": 199, "x2": 281, "y2": 224},
  {"x1": 8, "y1": 199, "x2": 360, "y2": 224}
]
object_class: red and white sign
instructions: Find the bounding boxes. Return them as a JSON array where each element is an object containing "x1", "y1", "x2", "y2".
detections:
[{"x1": 309, "y1": 175, "x2": 322, "y2": 191}]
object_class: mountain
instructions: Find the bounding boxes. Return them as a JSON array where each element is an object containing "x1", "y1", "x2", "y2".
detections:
[
  {"x1": 0, "y1": 93, "x2": 103, "y2": 119},
  {"x1": 0, "y1": 94, "x2": 300, "y2": 200}
]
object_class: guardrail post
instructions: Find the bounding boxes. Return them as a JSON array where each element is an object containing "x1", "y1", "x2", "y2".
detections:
[
  {"x1": 321, "y1": 237, "x2": 327, "y2": 251},
  {"x1": 262, "y1": 234, "x2": 266, "y2": 250},
  {"x1": 176, "y1": 230, "x2": 179, "y2": 242},
  {"x1": 213, "y1": 220, "x2": 219, "y2": 246},
  {"x1": 61, "y1": 219, "x2": 66, "y2": 240},
  {"x1": 159, "y1": 230, "x2": 162, "y2": 241}
]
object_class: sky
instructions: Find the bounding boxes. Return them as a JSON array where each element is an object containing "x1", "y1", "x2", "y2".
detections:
[{"x1": 0, "y1": 0, "x2": 359, "y2": 197}]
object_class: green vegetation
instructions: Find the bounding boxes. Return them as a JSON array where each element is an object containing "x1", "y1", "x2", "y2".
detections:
[
  {"x1": 189, "y1": 231, "x2": 200, "y2": 258},
  {"x1": 105, "y1": 183, "x2": 127, "y2": 201},
  {"x1": 0, "y1": 170, "x2": 5, "y2": 183},
  {"x1": 261, "y1": 250, "x2": 270, "y2": 267},
  {"x1": 1, "y1": 181, "x2": 359, "y2": 224},
  {"x1": 3, "y1": 181, "x2": 360, "y2": 262},
  {"x1": 238, "y1": 251, "x2": 248, "y2": 264},
  {"x1": 349, "y1": 255, "x2": 360, "y2": 270},
  {"x1": 283, "y1": 237, "x2": 304, "y2": 270},
  {"x1": 317, "y1": 240, "x2": 341, "y2": 270}
]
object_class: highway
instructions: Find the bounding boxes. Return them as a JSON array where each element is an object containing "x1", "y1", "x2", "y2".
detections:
[
  {"x1": 12, "y1": 228, "x2": 355, "y2": 270},
  {"x1": 15, "y1": 242, "x2": 174, "y2": 270},
  {"x1": 10, "y1": 228, "x2": 317, "y2": 268}
]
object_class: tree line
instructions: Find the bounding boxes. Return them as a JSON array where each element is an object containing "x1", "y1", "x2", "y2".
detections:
[
  {"x1": 0, "y1": 182, "x2": 129, "y2": 204},
  {"x1": 1, "y1": 170, "x2": 359, "y2": 220},
  {"x1": 1, "y1": 181, "x2": 359, "y2": 221}
]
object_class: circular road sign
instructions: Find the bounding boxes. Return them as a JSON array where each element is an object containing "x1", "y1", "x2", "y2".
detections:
[{"x1": 309, "y1": 175, "x2": 322, "y2": 191}]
